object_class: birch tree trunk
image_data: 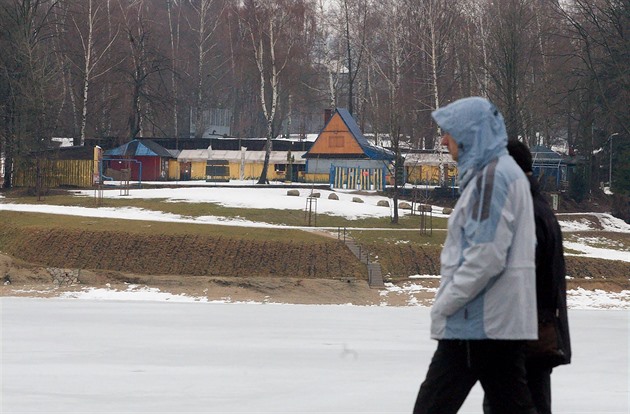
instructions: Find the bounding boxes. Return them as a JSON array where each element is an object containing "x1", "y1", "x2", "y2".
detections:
[
  {"x1": 368, "y1": 0, "x2": 412, "y2": 223},
  {"x1": 166, "y1": 0, "x2": 181, "y2": 142},
  {"x1": 254, "y1": 18, "x2": 279, "y2": 184},
  {"x1": 243, "y1": 0, "x2": 298, "y2": 185},
  {"x1": 52, "y1": 0, "x2": 79, "y2": 141},
  {"x1": 72, "y1": 0, "x2": 119, "y2": 145},
  {"x1": 407, "y1": 0, "x2": 454, "y2": 184},
  {"x1": 312, "y1": 0, "x2": 343, "y2": 110},
  {"x1": 192, "y1": 0, "x2": 223, "y2": 139}
]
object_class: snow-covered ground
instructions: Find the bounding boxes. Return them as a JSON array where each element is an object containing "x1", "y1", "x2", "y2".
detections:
[
  {"x1": 1, "y1": 183, "x2": 629, "y2": 230},
  {"x1": 1, "y1": 185, "x2": 629, "y2": 412},
  {"x1": 1, "y1": 298, "x2": 628, "y2": 413}
]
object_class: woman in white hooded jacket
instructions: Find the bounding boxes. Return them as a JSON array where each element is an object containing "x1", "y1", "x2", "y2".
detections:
[{"x1": 413, "y1": 97, "x2": 538, "y2": 414}]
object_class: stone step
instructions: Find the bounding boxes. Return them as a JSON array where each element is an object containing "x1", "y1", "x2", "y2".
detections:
[
  {"x1": 341, "y1": 237, "x2": 385, "y2": 289},
  {"x1": 367, "y1": 264, "x2": 385, "y2": 288}
]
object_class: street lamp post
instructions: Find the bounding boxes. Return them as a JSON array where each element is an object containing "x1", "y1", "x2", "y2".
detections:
[{"x1": 608, "y1": 132, "x2": 619, "y2": 189}]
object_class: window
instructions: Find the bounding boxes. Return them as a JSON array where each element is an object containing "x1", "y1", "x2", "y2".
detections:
[{"x1": 329, "y1": 135, "x2": 344, "y2": 148}]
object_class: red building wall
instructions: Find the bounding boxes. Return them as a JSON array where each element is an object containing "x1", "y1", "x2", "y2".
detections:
[
  {"x1": 108, "y1": 156, "x2": 162, "y2": 181},
  {"x1": 135, "y1": 156, "x2": 161, "y2": 181}
]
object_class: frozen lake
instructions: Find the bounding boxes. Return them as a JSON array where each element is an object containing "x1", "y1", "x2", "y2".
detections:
[{"x1": 1, "y1": 298, "x2": 628, "y2": 413}]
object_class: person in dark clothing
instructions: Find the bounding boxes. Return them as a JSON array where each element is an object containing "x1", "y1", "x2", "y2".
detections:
[{"x1": 483, "y1": 140, "x2": 572, "y2": 414}]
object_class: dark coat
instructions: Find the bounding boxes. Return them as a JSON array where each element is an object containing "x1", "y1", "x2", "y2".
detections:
[{"x1": 529, "y1": 175, "x2": 572, "y2": 367}]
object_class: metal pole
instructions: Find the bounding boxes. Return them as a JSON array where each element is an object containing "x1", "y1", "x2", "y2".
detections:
[
  {"x1": 591, "y1": 123, "x2": 594, "y2": 195},
  {"x1": 608, "y1": 133, "x2": 619, "y2": 188},
  {"x1": 610, "y1": 136, "x2": 613, "y2": 187}
]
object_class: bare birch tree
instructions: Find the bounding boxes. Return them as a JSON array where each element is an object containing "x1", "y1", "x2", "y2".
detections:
[
  {"x1": 166, "y1": 0, "x2": 182, "y2": 141},
  {"x1": 460, "y1": 0, "x2": 490, "y2": 96},
  {"x1": 310, "y1": 0, "x2": 346, "y2": 110},
  {"x1": 189, "y1": 0, "x2": 226, "y2": 138},
  {"x1": 406, "y1": 0, "x2": 454, "y2": 138},
  {"x1": 241, "y1": 0, "x2": 305, "y2": 184},
  {"x1": 404, "y1": 0, "x2": 456, "y2": 188},
  {"x1": 367, "y1": 0, "x2": 414, "y2": 223},
  {"x1": 69, "y1": 0, "x2": 119, "y2": 145}
]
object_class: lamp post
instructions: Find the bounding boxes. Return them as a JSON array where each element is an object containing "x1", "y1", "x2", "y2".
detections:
[{"x1": 608, "y1": 132, "x2": 619, "y2": 189}]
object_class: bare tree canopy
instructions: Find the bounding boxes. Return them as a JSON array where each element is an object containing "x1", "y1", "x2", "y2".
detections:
[{"x1": 0, "y1": 0, "x2": 627, "y2": 194}]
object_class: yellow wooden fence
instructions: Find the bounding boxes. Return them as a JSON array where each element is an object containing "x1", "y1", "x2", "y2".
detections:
[{"x1": 13, "y1": 159, "x2": 96, "y2": 188}]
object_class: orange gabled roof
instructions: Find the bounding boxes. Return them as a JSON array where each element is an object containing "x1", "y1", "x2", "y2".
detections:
[{"x1": 304, "y1": 108, "x2": 394, "y2": 160}]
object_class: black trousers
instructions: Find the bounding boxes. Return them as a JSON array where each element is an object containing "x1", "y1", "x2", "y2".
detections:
[
  {"x1": 526, "y1": 364, "x2": 552, "y2": 414},
  {"x1": 483, "y1": 363, "x2": 553, "y2": 414},
  {"x1": 413, "y1": 340, "x2": 537, "y2": 414}
]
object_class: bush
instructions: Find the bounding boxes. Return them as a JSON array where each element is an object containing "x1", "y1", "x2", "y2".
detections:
[
  {"x1": 611, "y1": 194, "x2": 630, "y2": 223},
  {"x1": 569, "y1": 170, "x2": 588, "y2": 203}
]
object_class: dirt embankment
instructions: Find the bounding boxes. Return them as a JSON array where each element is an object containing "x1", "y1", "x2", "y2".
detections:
[
  {"x1": 0, "y1": 252, "x2": 395, "y2": 305},
  {"x1": 369, "y1": 242, "x2": 630, "y2": 292},
  {"x1": 1, "y1": 221, "x2": 628, "y2": 304},
  {"x1": 0, "y1": 223, "x2": 365, "y2": 280},
  {"x1": 0, "y1": 222, "x2": 388, "y2": 305}
]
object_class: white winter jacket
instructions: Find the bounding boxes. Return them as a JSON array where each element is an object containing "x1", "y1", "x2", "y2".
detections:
[{"x1": 430, "y1": 97, "x2": 537, "y2": 340}]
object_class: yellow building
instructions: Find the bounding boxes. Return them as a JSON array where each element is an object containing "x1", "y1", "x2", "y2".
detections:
[
  {"x1": 404, "y1": 151, "x2": 458, "y2": 186},
  {"x1": 176, "y1": 148, "x2": 306, "y2": 181}
]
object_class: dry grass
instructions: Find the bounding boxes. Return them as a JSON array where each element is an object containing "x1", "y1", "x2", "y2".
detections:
[
  {"x1": 0, "y1": 211, "x2": 365, "y2": 279},
  {"x1": 1, "y1": 192, "x2": 627, "y2": 286},
  {"x1": 0, "y1": 191, "x2": 449, "y2": 229}
]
